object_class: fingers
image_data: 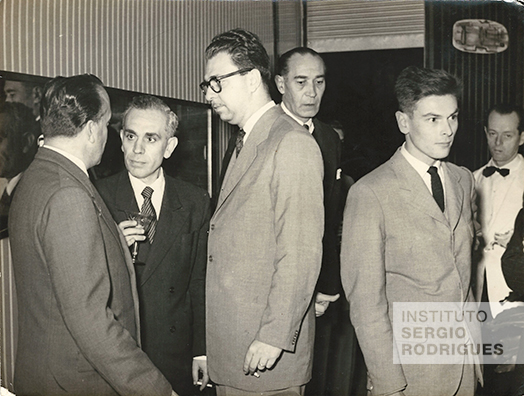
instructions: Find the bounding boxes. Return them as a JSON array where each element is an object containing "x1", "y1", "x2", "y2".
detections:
[
  {"x1": 199, "y1": 370, "x2": 210, "y2": 391},
  {"x1": 191, "y1": 360, "x2": 199, "y2": 385},
  {"x1": 315, "y1": 302, "x2": 327, "y2": 317},
  {"x1": 243, "y1": 348, "x2": 256, "y2": 375}
]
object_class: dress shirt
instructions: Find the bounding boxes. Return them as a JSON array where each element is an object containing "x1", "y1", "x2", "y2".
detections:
[
  {"x1": 483, "y1": 155, "x2": 523, "y2": 225},
  {"x1": 241, "y1": 101, "x2": 276, "y2": 143},
  {"x1": 128, "y1": 168, "x2": 165, "y2": 218},
  {"x1": 400, "y1": 143, "x2": 446, "y2": 200},
  {"x1": 43, "y1": 145, "x2": 88, "y2": 176},
  {"x1": 281, "y1": 102, "x2": 314, "y2": 134}
]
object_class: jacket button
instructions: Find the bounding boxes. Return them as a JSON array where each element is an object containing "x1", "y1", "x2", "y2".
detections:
[
  {"x1": 169, "y1": 287, "x2": 175, "y2": 293},
  {"x1": 170, "y1": 326, "x2": 176, "y2": 333},
  {"x1": 209, "y1": 255, "x2": 213, "y2": 262}
]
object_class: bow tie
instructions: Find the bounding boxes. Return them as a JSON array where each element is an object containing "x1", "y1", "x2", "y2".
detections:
[{"x1": 483, "y1": 166, "x2": 510, "y2": 177}]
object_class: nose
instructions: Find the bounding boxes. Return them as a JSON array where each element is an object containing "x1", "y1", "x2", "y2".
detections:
[
  {"x1": 5, "y1": 96, "x2": 13, "y2": 103},
  {"x1": 495, "y1": 134, "x2": 503, "y2": 146},
  {"x1": 444, "y1": 120, "x2": 456, "y2": 136},
  {"x1": 133, "y1": 139, "x2": 144, "y2": 154},
  {"x1": 305, "y1": 82, "x2": 317, "y2": 98},
  {"x1": 204, "y1": 86, "x2": 216, "y2": 102}
]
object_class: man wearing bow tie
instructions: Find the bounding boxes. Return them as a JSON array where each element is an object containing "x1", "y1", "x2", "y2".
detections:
[{"x1": 473, "y1": 104, "x2": 524, "y2": 318}]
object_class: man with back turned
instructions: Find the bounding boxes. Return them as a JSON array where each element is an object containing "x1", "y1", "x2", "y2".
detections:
[{"x1": 9, "y1": 74, "x2": 175, "y2": 396}]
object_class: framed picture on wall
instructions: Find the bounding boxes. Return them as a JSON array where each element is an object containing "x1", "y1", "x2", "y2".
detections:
[{"x1": 0, "y1": 70, "x2": 213, "y2": 195}]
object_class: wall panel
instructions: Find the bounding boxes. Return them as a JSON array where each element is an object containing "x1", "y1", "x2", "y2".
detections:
[
  {"x1": 307, "y1": 0, "x2": 425, "y2": 52},
  {"x1": 425, "y1": 1, "x2": 524, "y2": 170},
  {"x1": 0, "y1": 0, "x2": 274, "y2": 103}
]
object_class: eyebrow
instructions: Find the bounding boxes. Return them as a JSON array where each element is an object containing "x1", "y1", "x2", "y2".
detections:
[
  {"x1": 294, "y1": 74, "x2": 325, "y2": 79},
  {"x1": 421, "y1": 109, "x2": 459, "y2": 118}
]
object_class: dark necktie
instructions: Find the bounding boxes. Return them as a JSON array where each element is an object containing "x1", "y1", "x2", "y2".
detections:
[
  {"x1": 482, "y1": 166, "x2": 510, "y2": 177},
  {"x1": 303, "y1": 123, "x2": 310, "y2": 131},
  {"x1": 427, "y1": 166, "x2": 445, "y2": 212},
  {"x1": 141, "y1": 186, "x2": 157, "y2": 243},
  {"x1": 235, "y1": 129, "x2": 246, "y2": 157}
]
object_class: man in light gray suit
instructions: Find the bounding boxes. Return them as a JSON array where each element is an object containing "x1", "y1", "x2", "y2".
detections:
[
  {"x1": 201, "y1": 29, "x2": 324, "y2": 396},
  {"x1": 341, "y1": 66, "x2": 481, "y2": 396},
  {"x1": 9, "y1": 74, "x2": 175, "y2": 396}
]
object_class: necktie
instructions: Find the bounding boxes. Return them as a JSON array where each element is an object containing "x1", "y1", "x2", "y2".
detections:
[
  {"x1": 141, "y1": 186, "x2": 157, "y2": 243},
  {"x1": 427, "y1": 166, "x2": 445, "y2": 212},
  {"x1": 303, "y1": 124, "x2": 310, "y2": 131},
  {"x1": 235, "y1": 129, "x2": 246, "y2": 157},
  {"x1": 482, "y1": 166, "x2": 510, "y2": 177}
]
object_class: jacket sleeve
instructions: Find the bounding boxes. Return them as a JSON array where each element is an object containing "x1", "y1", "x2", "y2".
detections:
[
  {"x1": 190, "y1": 191, "x2": 211, "y2": 357},
  {"x1": 340, "y1": 182, "x2": 407, "y2": 395},
  {"x1": 40, "y1": 186, "x2": 172, "y2": 396},
  {"x1": 502, "y1": 208, "x2": 524, "y2": 295},
  {"x1": 255, "y1": 131, "x2": 324, "y2": 351}
]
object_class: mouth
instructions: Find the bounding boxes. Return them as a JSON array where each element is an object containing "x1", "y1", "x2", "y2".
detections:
[{"x1": 128, "y1": 159, "x2": 146, "y2": 167}]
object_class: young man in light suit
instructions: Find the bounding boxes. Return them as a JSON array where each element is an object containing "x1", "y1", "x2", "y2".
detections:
[
  {"x1": 473, "y1": 104, "x2": 524, "y2": 317},
  {"x1": 96, "y1": 95, "x2": 210, "y2": 395},
  {"x1": 341, "y1": 66, "x2": 481, "y2": 396},
  {"x1": 202, "y1": 28, "x2": 324, "y2": 396},
  {"x1": 9, "y1": 75, "x2": 175, "y2": 396}
]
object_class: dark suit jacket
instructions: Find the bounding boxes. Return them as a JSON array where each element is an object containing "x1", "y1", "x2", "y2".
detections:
[
  {"x1": 312, "y1": 118, "x2": 342, "y2": 295},
  {"x1": 9, "y1": 148, "x2": 171, "y2": 396},
  {"x1": 502, "y1": 208, "x2": 524, "y2": 296},
  {"x1": 96, "y1": 170, "x2": 209, "y2": 394},
  {"x1": 207, "y1": 105, "x2": 324, "y2": 391}
]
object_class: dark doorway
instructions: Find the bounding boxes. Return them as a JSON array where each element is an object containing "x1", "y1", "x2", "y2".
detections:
[{"x1": 317, "y1": 48, "x2": 424, "y2": 181}]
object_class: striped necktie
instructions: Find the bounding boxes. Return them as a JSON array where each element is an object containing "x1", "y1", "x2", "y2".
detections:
[{"x1": 141, "y1": 186, "x2": 157, "y2": 243}]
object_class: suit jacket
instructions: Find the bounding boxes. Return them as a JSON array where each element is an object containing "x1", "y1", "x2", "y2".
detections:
[
  {"x1": 473, "y1": 154, "x2": 524, "y2": 310},
  {"x1": 341, "y1": 148, "x2": 480, "y2": 396},
  {"x1": 502, "y1": 208, "x2": 524, "y2": 296},
  {"x1": 207, "y1": 104, "x2": 324, "y2": 391},
  {"x1": 311, "y1": 118, "x2": 343, "y2": 295},
  {"x1": 96, "y1": 170, "x2": 209, "y2": 394},
  {"x1": 9, "y1": 148, "x2": 171, "y2": 396}
]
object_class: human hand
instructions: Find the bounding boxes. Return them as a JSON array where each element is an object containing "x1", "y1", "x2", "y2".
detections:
[
  {"x1": 315, "y1": 292, "x2": 340, "y2": 317},
  {"x1": 118, "y1": 220, "x2": 145, "y2": 247},
  {"x1": 243, "y1": 340, "x2": 282, "y2": 376},
  {"x1": 494, "y1": 229, "x2": 513, "y2": 249},
  {"x1": 192, "y1": 357, "x2": 209, "y2": 391}
]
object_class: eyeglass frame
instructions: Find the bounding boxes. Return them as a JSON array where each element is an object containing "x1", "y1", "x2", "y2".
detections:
[{"x1": 199, "y1": 67, "x2": 254, "y2": 94}]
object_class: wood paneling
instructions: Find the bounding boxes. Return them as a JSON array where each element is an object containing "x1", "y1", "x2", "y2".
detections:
[{"x1": 425, "y1": 0, "x2": 524, "y2": 171}]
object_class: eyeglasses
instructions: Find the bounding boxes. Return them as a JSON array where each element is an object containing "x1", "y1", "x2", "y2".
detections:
[{"x1": 199, "y1": 68, "x2": 253, "y2": 94}]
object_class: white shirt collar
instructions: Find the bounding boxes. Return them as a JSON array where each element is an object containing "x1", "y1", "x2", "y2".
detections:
[
  {"x1": 400, "y1": 143, "x2": 446, "y2": 203},
  {"x1": 43, "y1": 145, "x2": 89, "y2": 176},
  {"x1": 242, "y1": 101, "x2": 276, "y2": 142},
  {"x1": 5, "y1": 173, "x2": 23, "y2": 196},
  {"x1": 400, "y1": 142, "x2": 442, "y2": 178},
  {"x1": 488, "y1": 153, "x2": 523, "y2": 172},
  {"x1": 128, "y1": 168, "x2": 165, "y2": 218},
  {"x1": 281, "y1": 102, "x2": 314, "y2": 134}
]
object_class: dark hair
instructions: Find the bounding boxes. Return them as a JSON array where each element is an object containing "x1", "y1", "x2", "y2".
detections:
[
  {"x1": 40, "y1": 74, "x2": 106, "y2": 138},
  {"x1": 276, "y1": 47, "x2": 325, "y2": 77},
  {"x1": 0, "y1": 102, "x2": 39, "y2": 178},
  {"x1": 485, "y1": 103, "x2": 524, "y2": 133},
  {"x1": 205, "y1": 28, "x2": 271, "y2": 90},
  {"x1": 123, "y1": 95, "x2": 179, "y2": 137},
  {"x1": 395, "y1": 66, "x2": 462, "y2": 115}
]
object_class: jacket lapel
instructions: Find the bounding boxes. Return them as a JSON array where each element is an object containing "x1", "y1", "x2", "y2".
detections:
[
  {"x1": 442, "y1": 163, "x2": 464, "y2": 231},
  {"x1": 390, "y1": 149, "x2": 448, "y2": 226},
  {"x1": 215, "y1": 105, "x2": 279, "y2": 212},
  {"x1": 139, "y1": 178, "x2": 189, "y2": 286}
]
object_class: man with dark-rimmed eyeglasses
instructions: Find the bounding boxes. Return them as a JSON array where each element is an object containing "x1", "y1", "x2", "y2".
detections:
[{"x1": 202, "y1": 28, "x2": 324, "y2": 396}]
